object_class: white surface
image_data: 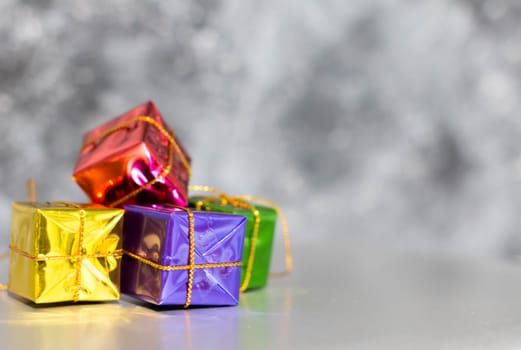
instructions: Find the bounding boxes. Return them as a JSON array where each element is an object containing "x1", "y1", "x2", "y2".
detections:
[{"x1": 3, "y1": 239, "x2": 521, "y2": 349}]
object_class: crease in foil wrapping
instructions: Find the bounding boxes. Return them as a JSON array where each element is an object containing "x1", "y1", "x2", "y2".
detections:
[
  {"x1": 189, "y1": 196, "x2": 277, "y2": 291},
  {"x1": 72, "y1": 100, "x2": 191, "y2": 208},
  {"x1": 8, "y1": 202, "x2": 124, "y2": 304},
  {"x1": 121, "y1": 205, "x2": 246, "y2": 306}
]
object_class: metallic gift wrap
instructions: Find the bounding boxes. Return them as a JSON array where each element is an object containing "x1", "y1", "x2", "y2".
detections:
[
  {"x1": 189, "y1": 196, "x2": 277, "y2": 291},
  {"x1": 121, "y1": 205, "x2": 246, "y2": 306},
  {"x1": 8, "y1": 202, "x2": 124, "y2": 304},
  {"x1": 72, "y1": 100, "x2": 191, "y2": 208}
]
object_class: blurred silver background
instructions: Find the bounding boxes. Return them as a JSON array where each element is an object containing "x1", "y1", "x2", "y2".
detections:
[{"x1": 1, "y1": 0, "x2": 521, "y2": 257}]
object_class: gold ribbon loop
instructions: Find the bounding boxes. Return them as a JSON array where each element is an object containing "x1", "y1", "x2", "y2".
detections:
[
  {"x1": 81, "y1": 115, "x2": 191, "y2": 208},
  {"x1": 188, "y1": 185, "x2": 228, "y2": 198},
  {"x1": 188, "y1": 185, "x2": 293, "y2": 291}
]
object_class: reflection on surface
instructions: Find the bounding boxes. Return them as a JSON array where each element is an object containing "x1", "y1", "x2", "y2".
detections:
[
  {"x1": 158, "y1": 307, "x2": 239, "y2": 350},
  {"x1": 239, "y1": 287, "x2": 293, "y2": 349},
  {"x1": 0, "y1": 295, "x2": 157, "y2": 326},
  {"x1": 0, "y1": 291, "x2": 244, "y2": 350}
]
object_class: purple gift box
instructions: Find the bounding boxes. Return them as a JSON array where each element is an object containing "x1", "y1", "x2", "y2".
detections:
[{"x1": 121, "y1": 204, "x2": 246, "y2": 306}]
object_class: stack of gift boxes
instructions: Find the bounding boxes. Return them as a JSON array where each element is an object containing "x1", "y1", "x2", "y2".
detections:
[{"x1": 7, "y1": 101, "x2": 291, "y2": 307}]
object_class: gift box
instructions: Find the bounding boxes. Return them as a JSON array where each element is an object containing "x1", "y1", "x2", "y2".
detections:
[
  {"x1": 189, "y1": 195, "x2": 277, "y2": 291},
  {"x1": 72, "y1": 100, "x2": 191, "y2": 208},
  {"x1": 8, "y1": 202, "x2": 124, "y2": 304},
  {"x1": 121, "y1": 205, "x2": 246, "y2": 307}
]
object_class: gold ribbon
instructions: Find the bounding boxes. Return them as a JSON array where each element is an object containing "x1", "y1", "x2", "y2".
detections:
[
  {"x1": 188, "y1": 185, "x2": 293, "y2": 292},
  {"x1": 9, "y1": 202, "x2": 123, "y2": 302},
  {"x1": 80, "y1": 116, "x2": 191, "y2": 208},
  {"x1": 123, "y1": 206, "x2": 242, "y2": 308},
  {"x1": 73, "y1": 206, "x2": 86, "y2": 302}
]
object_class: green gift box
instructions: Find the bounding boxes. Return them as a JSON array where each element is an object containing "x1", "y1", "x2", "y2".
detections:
[{"x1": 189, "y1": 195, "x2": 278, "y2": 291}]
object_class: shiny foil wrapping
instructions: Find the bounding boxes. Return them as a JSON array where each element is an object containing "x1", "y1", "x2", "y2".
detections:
[
  {"x1": 189, "y1": 197, "x2": 277, "y2": 291},
  {"x1": 72, "y1": 100, "x2": 191, "y2": 208},
  {"x1": 121, "y1": 205, "x2": 246, "y2": 306},
  {"x1": 8, "y1": 202, "x2": 124, "y2": 304}
]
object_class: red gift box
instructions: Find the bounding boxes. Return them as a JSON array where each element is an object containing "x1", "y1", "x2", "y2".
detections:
[{"x1": 72, "y1": 100, "x2": 191, "y2": 208}]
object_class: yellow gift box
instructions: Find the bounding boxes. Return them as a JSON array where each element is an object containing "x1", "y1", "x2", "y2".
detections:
[{"x1": 8, "y1": 202, "x2": 124, "y2": 304}]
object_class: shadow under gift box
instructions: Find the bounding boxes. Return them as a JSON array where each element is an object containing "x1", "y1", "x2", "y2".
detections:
[
  {"x1": 8, "y1": 202, "x2": 124, "y2": 304},
  {"x1": 72, "y1": 100, "x2": 191, "y2": 208},
  {"x1": 121, "y1": 205, "x2": 246, "y2": 306},
  {"x1": 189, "y1": 196, "x2": 276, "y2": 291}
]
